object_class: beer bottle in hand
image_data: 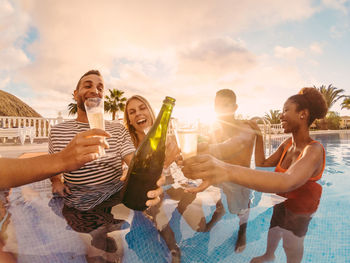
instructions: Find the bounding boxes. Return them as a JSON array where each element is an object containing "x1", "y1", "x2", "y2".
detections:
[{"x1": 121, "y1": 96, "x2": 176, "y2": 211}]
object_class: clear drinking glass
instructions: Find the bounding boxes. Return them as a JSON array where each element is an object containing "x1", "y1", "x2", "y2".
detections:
[
  {"x1": 173, "y1": 119, "x2": 200, "y2": 187},
  {"x1": 84, "y1": 97, "x2": 106, "y2": 156},
  {"x1": 173, "y1": 119, "x2": 198, "y2": 160}
]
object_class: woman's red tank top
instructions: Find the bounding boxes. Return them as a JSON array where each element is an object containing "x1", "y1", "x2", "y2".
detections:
[{"x1": 274, "y1": 139, "x2": 325, "y2": 181}]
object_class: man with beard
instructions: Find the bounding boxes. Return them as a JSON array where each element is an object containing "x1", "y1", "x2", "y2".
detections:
[{"x1": 49, "y1": 70, "x2": 163, "y2": 211}]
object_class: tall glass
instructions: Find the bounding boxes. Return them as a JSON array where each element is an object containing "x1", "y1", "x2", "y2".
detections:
[
  {"x1": 176, "y1": 128, "x2": 198, "y2": 160},
  {"x1": 84, "y1": 97, "x2": 105, "y2": 156},
  {"x1": 173, "y1": 119, "x2": 199, "y2": 186}
]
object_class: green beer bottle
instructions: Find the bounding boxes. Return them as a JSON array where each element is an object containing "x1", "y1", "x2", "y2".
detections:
[{"x1": 121, "y1": 96, "x2": 176, "y2": 211}]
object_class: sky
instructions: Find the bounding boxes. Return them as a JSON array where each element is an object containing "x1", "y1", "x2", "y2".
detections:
[{"x1": 1, "y1": 0, "x2": 350, "y2": 123}]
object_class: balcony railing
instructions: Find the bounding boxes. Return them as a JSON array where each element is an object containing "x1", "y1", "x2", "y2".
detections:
[
  {"x1": 0, "y1": 115, "x2": 288, "y2": 156},
  {"x1": 0, "y1": 116, "x2": 70, "y2": 139}
]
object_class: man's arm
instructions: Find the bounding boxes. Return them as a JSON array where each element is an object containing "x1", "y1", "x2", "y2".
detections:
[
  {"x1": 0, "y1": 129, "x2": 110, "y2": 189},
  {"x1": 183, "y1": 143, "x2": 324, "y2": 193},
  {"x1": 0, "y1": 154, "x2": 74, "y2": 189},
  {"x1": 208, "y1": 124, "x2": 255, "y2": 160}
]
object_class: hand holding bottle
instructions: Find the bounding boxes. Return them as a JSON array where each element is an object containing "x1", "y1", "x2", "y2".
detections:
[
  {"x1": 145, "y1": 175, "x2": 165, "y2": 207},
  {"x1": 121, "y1": 97, "x2": 175, "y2": 211},
  {"x1": 120, "y1": 167, "x2": 165, "y2": 207}
]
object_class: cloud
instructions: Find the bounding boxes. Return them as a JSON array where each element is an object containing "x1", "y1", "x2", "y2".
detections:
[
  {"x1": 322, "y1": 0, "x2": 349, "y2": 13},
  {"x1": 24, "y1": 90, "x2": 73, "y2": 117},
  {"x1": 0, "y1": 75, "x2": 10, "y2": 89},
  {"x1": 2, "y1": 0, "x2": 322, "y2": 117},
  {"x1": 274, "y1": 46, "x2": 305, "y2": 61},
  {"x1": 0, "y1": 47, "x2": 30, "y2": 70},
  {"x1": 218, "y1": 57, "x2": 307, "y2": 117},
  {"x1": 309, "y1": 42, "x2": 323, "y2": 54},
  {"x1": 0, "y1": 0, "x2": 31, "y2": 71},
  {"x1": 330, "y1": 24, "x2": 350, "y2": 38},
  {"x1": 24, "y1": 0, "x2": 318, "y2": 46},
  {"x1": 178, "y1": 37, "x2": 256, "y2": 77}
]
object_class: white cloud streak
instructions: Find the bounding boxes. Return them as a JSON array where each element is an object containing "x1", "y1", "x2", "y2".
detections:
[
  {"x1": 309, "y1": 42, "x2": 323, "y2": 54},
  {"x1": 274, "y1": 46, "x2": 305, "y2": 61},
  {"x1": 1, "y1": 0, "x2": 327, "y2": 117}
]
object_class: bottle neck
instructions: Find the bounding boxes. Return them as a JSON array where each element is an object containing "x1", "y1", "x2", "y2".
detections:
[
  {"x1": 154, "y1": 103, "x2": 173, "y2": 128},
  {"x1": 144, "y1": 102, "x2": 174, "y2": 151}
]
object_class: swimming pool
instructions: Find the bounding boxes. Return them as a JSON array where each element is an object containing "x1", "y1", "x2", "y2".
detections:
[{"x1": 0, "y1": 131, "x2": 349, "y2": 262}]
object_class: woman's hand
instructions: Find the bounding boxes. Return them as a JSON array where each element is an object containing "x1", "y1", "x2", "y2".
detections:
[
  {"x1": 120, "y1": 169, "x2": 165, "y2": 208},
  {"x1": 182, "y1": 154, "x2": 230, "y2": 193},
  {"x1": 145, "y1": 175, "x2": 165, "y2": 207}
]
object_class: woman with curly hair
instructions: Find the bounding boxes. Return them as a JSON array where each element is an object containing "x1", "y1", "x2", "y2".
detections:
[
  {"x1": 183, "y1": 87, "x2": 328, "y2": 194},
  {"x1": 183, "y1": 87, "x2": 328, "y2": 262}
]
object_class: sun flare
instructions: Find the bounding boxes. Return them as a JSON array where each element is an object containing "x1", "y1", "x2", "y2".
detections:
[{"x1": 173, "y1": 105, "x2": 218, "y2": 126}]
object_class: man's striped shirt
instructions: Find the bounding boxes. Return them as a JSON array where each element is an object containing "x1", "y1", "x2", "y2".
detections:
[{"x1": 49, "y1": 120, "x2": 135, "y2": 210}]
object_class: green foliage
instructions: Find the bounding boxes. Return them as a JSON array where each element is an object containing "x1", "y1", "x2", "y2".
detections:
[
  {"x1": 68, "y1": 94, "x2": 77, "y2": 116},
  {"x1": 264, "y1": 110, "x2": 281, "y2": 124},
  {"x1": 105, "y1": 89, "x2": 127, "y2": 120},
  {"x1": 341, "y1": 97, "x2": 350, "y2": 110},
  {"x1": 325, "y1": 111, "x2": 341, "y2": 130},
  {"x1": 315, "y1": 84, "x2": 345, "y2": 110}
]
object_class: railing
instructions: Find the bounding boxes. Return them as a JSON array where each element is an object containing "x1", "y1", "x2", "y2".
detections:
[
  {"x1": 0, "y1": 116, "x2": 70, "y2": 139},
  {"x1": 253, "y1": 119, "x2": 285, "y2": 156},
  {"x1": 270, "y1": 123, "x2": 284, "y2": 134},
  {"x1": 255, "y1": 118, "x2": 273, "y2": 156},
  {"x1": 0, "y1": 115, "x2": 287, "y2": 154}
]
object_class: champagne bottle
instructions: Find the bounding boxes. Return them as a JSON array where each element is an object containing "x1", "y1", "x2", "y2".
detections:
[{"x1": 121, "y1": 96, "x2": 176, "y2": 211}]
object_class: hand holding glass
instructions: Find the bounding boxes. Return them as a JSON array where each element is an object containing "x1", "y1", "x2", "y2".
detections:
[
  {"x1": 173, "y1": 120, "x2": 198, "y2": 160},
  {"x1": 84, "y1": 97, "x2": 106, "y2": 156},
  {"x1": 172, "y1": 119, "x2": 199, "y2": 187}
]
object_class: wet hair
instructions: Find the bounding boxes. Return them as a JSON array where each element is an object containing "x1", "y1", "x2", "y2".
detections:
[
  {"x1": 75, "y1": 70, "x2": 102, "y2": 90},
  {"x1": 216, "y1": 89, "x2": 236, "y2": 105},
  {"x1": 288, "y1": 87, "x2": 328, "y2": 126},
  {"x1": 124, "y1": 95, "x2": 156, "y2": 147}
]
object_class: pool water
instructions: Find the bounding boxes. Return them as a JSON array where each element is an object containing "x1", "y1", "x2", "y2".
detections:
[{"x1": 0, "y1": 131, "x2": 349, "y2": 262}]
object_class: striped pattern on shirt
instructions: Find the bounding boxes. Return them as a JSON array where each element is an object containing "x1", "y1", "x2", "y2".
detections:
[{"x1": 49, "y1": 120, "x2": 135, "y2": 210}]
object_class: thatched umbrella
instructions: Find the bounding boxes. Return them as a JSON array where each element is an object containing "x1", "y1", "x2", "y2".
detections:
[{"x1": 0, "y1": 90, "x2": 41, "y2": 117}]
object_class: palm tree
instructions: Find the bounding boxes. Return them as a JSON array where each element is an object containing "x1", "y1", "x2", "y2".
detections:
[
  {"x1": 341, "y1": 97, "x2": 350, "y2": 110},
  {"x1": 264, "y1": 110, "x2": 281, "y2": 124},
  {"x1": 314, "y1": 84, "x2": 345, "y2": 129},
  {"x1": 105, "y1": 89, "x2": 127, "y2": 120},
  {"x1": 314, "y1": 84, "x2": 345, "y2": 110},
  {"x1": 68, "y1": 94, "x2": 77, "y2": 116}
]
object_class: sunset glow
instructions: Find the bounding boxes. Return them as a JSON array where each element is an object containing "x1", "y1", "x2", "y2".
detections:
[{"x1": 1, "y1": 1, "x2": 349, "y2": 119}]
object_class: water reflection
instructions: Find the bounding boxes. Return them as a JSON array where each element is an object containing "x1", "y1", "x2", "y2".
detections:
[
  {"x1": 141, "y1": 164, "x2": 225, "y2": 262},
  {"x1": 0, "y1": 190, "x2": 16, "y2": 262},
  {"x1": 251, "y1": 181, "x2": 323, "y2": 263},
  {"x1": 1, "y1": 185, "x2": 88, "y2": 262},
  {"x1": 0, "y1": 145, "x2": 331, "y2": 263},
  {"x1": 313, "y1": 132, "x2": 350, "y2": 171},
  {"x1": 61, "y1": 191, "x2": 130, "y2": 262}
]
